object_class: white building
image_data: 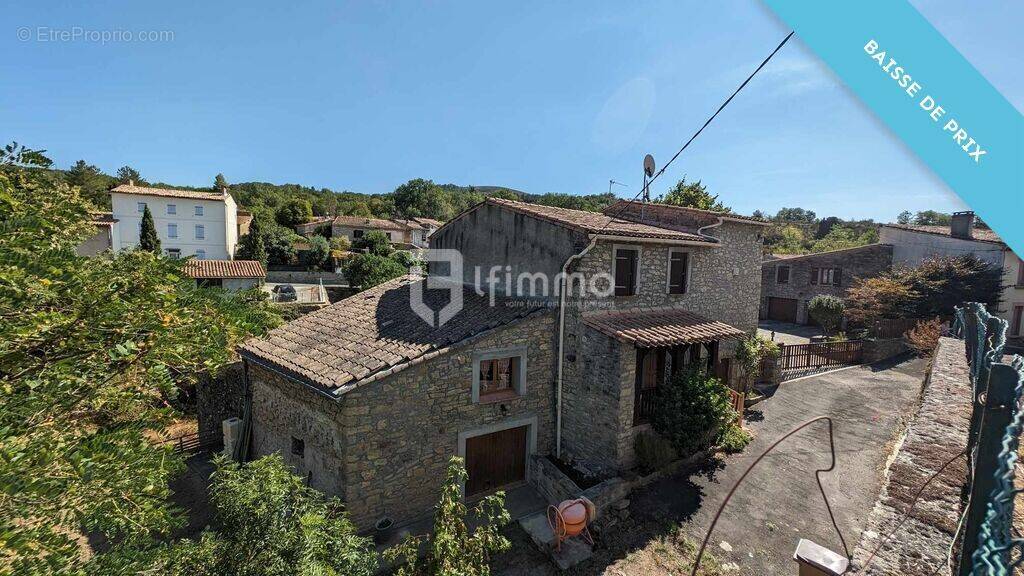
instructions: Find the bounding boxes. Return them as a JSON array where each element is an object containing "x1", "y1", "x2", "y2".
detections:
[
  {"x1": 110, "y1": 182, "x2": 239, "y2": 260},
  {"x1": 880, "y1": 211, "x2": 1023, "y2": 342}
]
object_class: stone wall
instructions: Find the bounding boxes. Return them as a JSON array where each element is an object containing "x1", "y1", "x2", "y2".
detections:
[
  {"x1": 862, "y1": 337, "x2": 910, "y2": 364},
  {"x1": 196, "y1": 361, "x2": 246, "y2": 439},
  {"x1": 338, "y1": 312, "x2": 558, "y2": 529},
  {"x1": 532, "y1": 455, "x2": 579, "y2": 505},
  {"x1": 249, "y1": 362, "x2": 349, "y2": 497},
  {"x1": 558, "y1": 221, "x2": 763, "y2": 475},
  {"x1": 760, "y1": 244, "x2": 893, "y2": 324},
  {"x1": 850, "y1": 337, "x2": 970, "y2": 574}
]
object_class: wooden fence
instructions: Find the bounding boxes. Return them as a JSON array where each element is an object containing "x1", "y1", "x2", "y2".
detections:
[
  {"x1": 779, "y1": 340, "x2": 864, "y2": 379},
  {"x1": 868, "y1": 317, "x2": 921, "y2": 339}
]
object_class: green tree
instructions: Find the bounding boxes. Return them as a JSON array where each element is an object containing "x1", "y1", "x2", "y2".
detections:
[
  {"x1": 393, "y1": 178, "x2": 454, "y2": 220},
  {"x1": 237, "y1": 216, "x2": 268, "y2": 265},
  {"x1": 807, "y1": 295, "x2": 845, "y2": 335},
  {"x1": 265, "y1": 225, "x2": 298, "y2": 265},
  {"x1": 65, "y1": 159, "x2": 111, "y2": 207},
  {"x1": 913, "y1": 210, "x2": 952, "y2": 226},
  {"x1": 385, "y1": 457, "x2": 510, "y2": 576},
  {"x1": 116, "y1": 165, "x2": 144, "y2": 185},
  {"x1": 896, "y1": 210, "x2": 912, "y2": 225},
  {"x1": 734, "y1": 333, "x2": 780, "y2": 391},
  {"x1": 774, "y1": 207, "x2": 816, "y2": 223},
  {"x1": 352, "y1": 229, "x2": 394, "y2": 256},
  {"x1": 139, "y1": 204, "x2": 161, "y2": 253},
  {"x1": 162, "y1": 455, "x2": 377, "y2": 576},
  {"x1": 343, "y1": 252, "x2": 407, "y2": 290},
  {"x1": 810, "y1": 225, "x2": 877, "y2": 253},
  {"x1": 276, "y1": 198, "x2": 313, "y2": 228},
  {"x1": 657, "y1": 177, "x2": 729, "y2": 212},
  {"x1": 1, "y1": 141, "x2": 53, "y2": 167},
  {"x1": 816, "y1": 216, "x2": 841, "y2": 239},
  {"x1": 301, "y1": 235, "x2": 330, "y2": 270},
  {"x1": 0, "y1": 163, "x2": 280, "y2": 573},
  {"x1": 214, "y1": 173, "x2": 229, "y2": 191},
  {"x1": 771, "y1": 225, "x2": 809, "y2": 254}
]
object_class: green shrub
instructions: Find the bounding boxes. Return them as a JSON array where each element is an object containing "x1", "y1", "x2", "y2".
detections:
[
  {"x1": 734, "y1": 333, "x2": 780, "y2": 390},
  {"x1": 652, "y1": 368, "x2": 736, "y2": 457},
  {"x1": 808, "y1": 295, "x2": 845, "y2": 335},
  {"x1": 634, "y1": 431, "x2": 677, "y2": 474},
  {"x1": 718, "y1": 425, "x2": 752, "y2": 454}
]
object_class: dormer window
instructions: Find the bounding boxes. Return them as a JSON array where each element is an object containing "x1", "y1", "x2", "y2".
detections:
[{"x1": 613, "y1": 246, "x2": 640, "y2": 296}]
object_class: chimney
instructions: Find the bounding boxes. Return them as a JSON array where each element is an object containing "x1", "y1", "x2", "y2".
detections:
[
  {"x1": 951, "y1": 211, "x2": 975, "y2": 240},
  {"x1": 128, "y1": 179, "x2": 134, "y2": 187}
]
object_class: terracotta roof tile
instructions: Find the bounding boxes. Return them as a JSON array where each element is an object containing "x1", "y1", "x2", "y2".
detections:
[
  {"x1": 583, "y1": 306, "x2": 745, "y2": 348},
  {"x1": 111, "y1": 184, "x2": 228, "y2": 201},
  {"x1": 238, "y1": 275, "x2": 549, "y2": 393},
  {"x1": 332, "y1": 216, "x2": 410, "y2": 230},
  {"x1": 182, "y1": 259, "x2": 266, "y2": 279},
  {"x1": 481, "y1": 198, "x2": 712, "y2": 242},
  {"x1": 88, "y1": 212, "x2": 117, "y2": 226}
]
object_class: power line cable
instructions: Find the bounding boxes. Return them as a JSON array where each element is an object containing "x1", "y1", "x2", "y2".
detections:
[{"x1": 601, "y1": 30, "x2": 794, "y2": 231}]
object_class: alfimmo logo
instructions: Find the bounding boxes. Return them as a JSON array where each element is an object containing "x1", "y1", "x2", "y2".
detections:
[
  {"x1": 410, "y1": 249, "x2": 616, "y2": 328},
  {"x1": 410, "y1": 249, "x2": 464, "y2": 328}
]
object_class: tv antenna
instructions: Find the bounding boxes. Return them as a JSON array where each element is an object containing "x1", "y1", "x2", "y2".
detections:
[
  {"x1": 607, "y1": 179, "x2": 627, "y2": 195},
  {"x1": 642, "y1": 154, "x2": 656, "y2": 203}
]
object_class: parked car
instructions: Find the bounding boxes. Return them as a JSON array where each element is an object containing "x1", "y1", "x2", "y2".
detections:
[{"x1": 272, "y1": 284, "x2": 297, "y2": 302}]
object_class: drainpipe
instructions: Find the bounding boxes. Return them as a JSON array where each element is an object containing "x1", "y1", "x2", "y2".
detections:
[
  {"x1": 555, "y1": 236, "x2": 598, "y2": 459},
  {"x1": 697, "y1": 216, "x2": 724, "y2": 243}
]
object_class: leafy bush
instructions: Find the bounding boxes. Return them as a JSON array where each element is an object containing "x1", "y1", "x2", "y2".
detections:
[
  {"x1": 385, "y1": 457, "x2": 510, "y2": 576},
  {"x1": 718, "y1": 425, "x2": 752, "y2": 454},
  {"x1": 906, "y1": 318, "x2": 942, "y2": 357},
  {"x1": 634, "y1": 431, "x2": 677, "y2": 474},
  {"x1": 652, "y1": 369, "x2": 736, "y2": 457},
  {"x1": 162, "y1": 455, "x2": 377, "y2": 576},
  {"x1": 353, "y1": 229, "x2": 394, "y2": 256},
  {"x1": 808, "y1": 295, "x2": 844, "y2": 335},
  {"x1": 734, "y1": 333, "x2": 780, "y2": 390},
  {"x1": 846, "y1": 255, "x2": 1001, "y2": 324},
  {"x1": 300, "y1": 234, "x2": 330, "y2": 270},
  {"x1": 343, "y1": 252, "x2": 407, "y2": 290}
]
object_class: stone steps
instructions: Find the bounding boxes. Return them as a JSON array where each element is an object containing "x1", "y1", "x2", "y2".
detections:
[{"x1": 518, "y1": 511, "x2": 593, "y2": 571}]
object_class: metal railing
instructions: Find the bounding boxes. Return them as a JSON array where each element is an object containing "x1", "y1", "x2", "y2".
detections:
[{"x1": 950, "y1": 302, "x2": 1024, "y2": 574}]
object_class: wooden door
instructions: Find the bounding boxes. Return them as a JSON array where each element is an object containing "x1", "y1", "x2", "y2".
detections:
[
  {"x1": 767, "y1": 297, "x2": 799, "y2": 323},
  {"x1": 464, "y1": 426, "x2": 528, "y2": 497}
]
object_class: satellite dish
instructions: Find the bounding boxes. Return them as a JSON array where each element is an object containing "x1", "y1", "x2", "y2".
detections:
[{"x1": 643, "y1": 154, "x2": 656, "y2": 178}]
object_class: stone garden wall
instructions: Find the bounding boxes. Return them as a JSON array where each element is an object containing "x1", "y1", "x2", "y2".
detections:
[
  {"x1": 850, "y1": 337, "x2": 970, "y2": 574},
  {"x1": 196, "y1": 361, "x2": 246, "y2": 439}
]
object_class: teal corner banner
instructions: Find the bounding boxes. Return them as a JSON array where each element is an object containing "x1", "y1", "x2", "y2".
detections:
[{"x1": 763, "y1": 0, "x2": 1023, "y2": 256}]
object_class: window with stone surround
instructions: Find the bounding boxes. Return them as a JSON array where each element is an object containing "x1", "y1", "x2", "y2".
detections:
[
  {"x1": 472, "y1": 347, "x2": 527, "y2": 403},
  {"x1": 667, "y1": 248, "x2": 689, "y2": 294},
  {"x1": 776, "y1": 265, "x2": 790, "y2": 284},
  {"x1": 810, "y1": 267, "x2": 842, "y2": 286},
  {"x1": 613, "y1": 245, "x2": 640, "y2": 296}
]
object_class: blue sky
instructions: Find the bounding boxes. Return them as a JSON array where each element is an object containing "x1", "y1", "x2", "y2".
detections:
[{"x1": 3, "y1": 1, "x2": 1020, "y2": 221}]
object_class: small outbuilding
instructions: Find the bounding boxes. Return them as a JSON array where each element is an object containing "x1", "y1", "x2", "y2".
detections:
[{"x1": 182, "y1": 259, "x2": 266, "y2": 291}]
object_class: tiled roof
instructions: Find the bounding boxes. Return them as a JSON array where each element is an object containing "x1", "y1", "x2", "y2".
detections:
[
  {"x1": 332, "y1": 216, "x2": 410, "y2": 230},
  {"x1": 412, "y1": 217, "x2": 444, "y2": 228},
  {"x1": 583, "y1": 306, "x2": 745, "y2": 348},
  {"x1": 881, "y1": 224, "x2": 1004, "y2": 245},
  {"x1": 111, "y1": 184, "x2": 228, "y2": 201},
  {"x1": 480, "y1": 198, "x2": 713, "y2": 242},
  {"x1": 238, "y1": 275, "x2": 549, "y2": 393},
  {"x1": 89, "y1": 212, "x2": 117, "y2": 226},
  {"x1": 761, "y1": 243, "x2": 891, "y2": 263},
  {"x1": 394, "y1": 219, "x2": 425, "y2": 230},
  {"x1": 182, "y1": 259, "x2": 266, "y2": 279},
  {"x1": 604, "y1": 200, "x2": 770, "y2": 226}
]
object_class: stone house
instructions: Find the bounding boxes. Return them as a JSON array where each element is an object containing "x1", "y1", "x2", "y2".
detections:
[
  {"x1": 331, "y1": 216, "x2": 427, "y2": 248},
  {"x1": 760, "y1": 243, "x2": 893, "y2": 325},
  {"x1": 238, "y1": 198, "x2": 765, "y2": 530}
]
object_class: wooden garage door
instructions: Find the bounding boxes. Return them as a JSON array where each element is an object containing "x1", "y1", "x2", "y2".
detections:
[
  {"x1": 767, "y1": 297, "x2": 799, "y2": 323},
  {"x1": 465, "y1": 426, "x2": 528, "y2": 497}
]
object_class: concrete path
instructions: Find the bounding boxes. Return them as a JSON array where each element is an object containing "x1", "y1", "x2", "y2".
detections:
[
  {"x1": 758, "y1": 320, "x2": 824, "y2": 345},
  {"x1": 635, "y1": 356, "x2": 928, "y2": 575}
]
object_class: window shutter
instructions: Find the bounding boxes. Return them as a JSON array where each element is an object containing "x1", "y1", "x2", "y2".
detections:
[
  {"x1": 810, "y1": 267, "x2": 818, "y2": 285},
  {"x1": 615, "y1": 248, "x2": 639, "y2": 296},
  {"x1": 833, "y1": 268, "x2": 842, "y2": 286},
  {"x1": 668, "y1": 251, "x2": 688, "y2": 294}
]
